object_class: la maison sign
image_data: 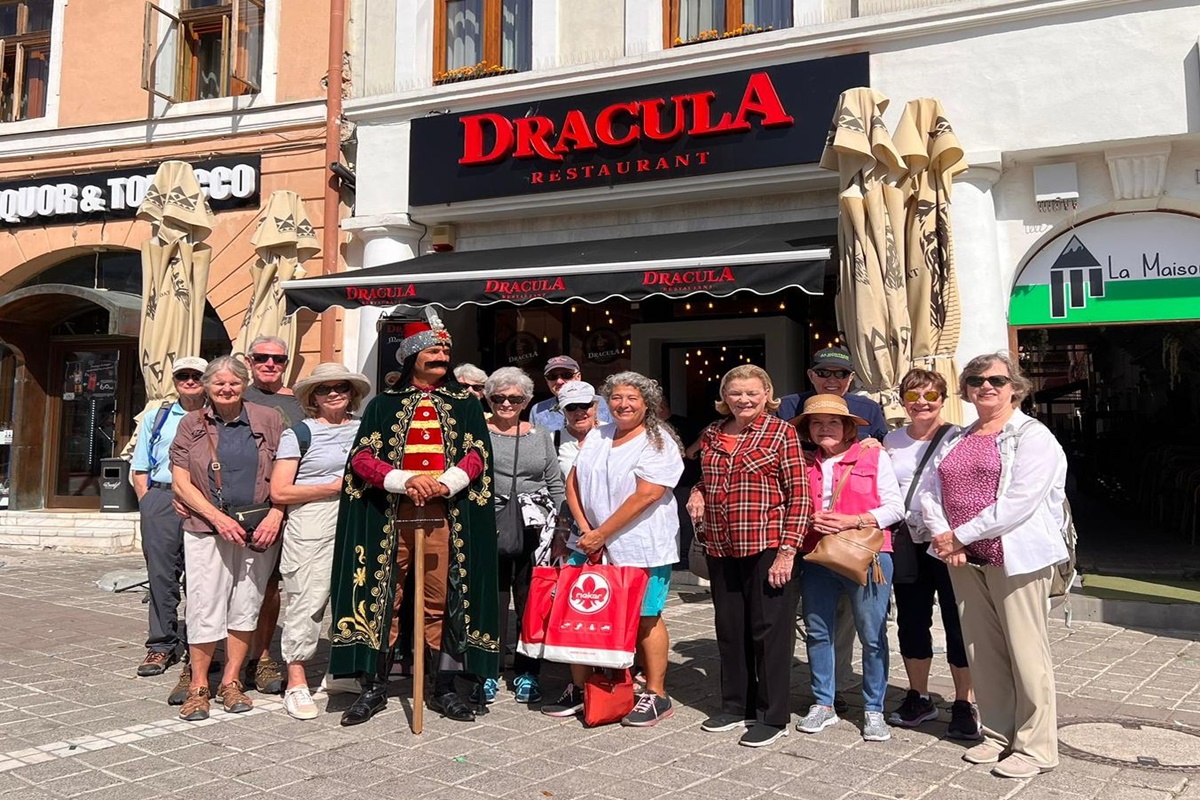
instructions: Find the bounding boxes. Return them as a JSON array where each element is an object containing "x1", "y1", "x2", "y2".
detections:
[
  {"x1": 410, "y1": 54, "x2": 870, "y2": 205},
  {"x1": 0, "y1": 155, "x2": 262, "y2": 228}
]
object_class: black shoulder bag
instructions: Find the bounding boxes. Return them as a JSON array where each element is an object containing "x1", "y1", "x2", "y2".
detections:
[{"x1": 891, "y1": 424, "x2": 952, "y2": 585}]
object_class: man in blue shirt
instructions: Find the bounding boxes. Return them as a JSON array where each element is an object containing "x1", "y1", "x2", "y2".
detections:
[
  {"x1": 131, "y1": 357, "x2": 208, "y2": 684},
  {"x1": 530, "y1": 355, "x2": 612, "y2": 432},
  {"x1": 777, "y1": 347, "x2": 888, "y2": 441}
]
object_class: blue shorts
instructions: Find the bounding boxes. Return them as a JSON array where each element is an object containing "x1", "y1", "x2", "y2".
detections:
[{"x1": 567, "y1": 551, "x2": 672, "y2": 617}]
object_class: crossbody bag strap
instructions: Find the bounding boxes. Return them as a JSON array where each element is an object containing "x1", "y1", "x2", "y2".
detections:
[
  {"x1": 904, "y1": 423, "x2": 952, "y2": 510},
  {"x1": 510, "y1": 428, "x2": 520, "y2": 502},
  {"x1": 827, "y1": 458, "x2": 856, "y2": 512},
  {"x1": 205, "y1": 416, "x2": 224, "y2": 504}
]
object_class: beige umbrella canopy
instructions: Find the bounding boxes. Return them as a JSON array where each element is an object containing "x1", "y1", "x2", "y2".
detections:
[
  {"x1": 821, "y1": 88, "x2": 910, "y2": 425},
  {"x1": 137, "y1": 161, "x2": 215, "y2": 414},
  {"x1": 893, "y1": 98, "x2": 968, "y2": 424},
  {"x1": 232, "y1": 190, "x2": 320, "y2": 376}
]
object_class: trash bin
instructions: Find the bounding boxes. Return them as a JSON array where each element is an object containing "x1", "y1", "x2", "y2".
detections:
[{"x1": 100, "y1": 458, "x2": 138, "y2": 512}]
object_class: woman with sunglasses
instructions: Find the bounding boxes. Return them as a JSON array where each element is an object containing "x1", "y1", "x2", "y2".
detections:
[
  {"x1": 882, "y1": 369, "x2": 976, "y2": 738},
  {"x1": 483, "y1": 367, "x2": 564, "y2": 705},
  {"x1": 270, "y1": 363, "x2": 370, "y2": 720},
  {"x1": 922, "y1": 353, "x2": 1068, "y2": 779}
]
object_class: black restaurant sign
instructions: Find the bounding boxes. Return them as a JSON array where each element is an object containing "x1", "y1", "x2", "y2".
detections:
[
  {"x1": 409, "y1": 53, "x2": 869, "y2": 206},
  {"x1": 0, "y1": 155, "x2": 261, "y2": 228}
]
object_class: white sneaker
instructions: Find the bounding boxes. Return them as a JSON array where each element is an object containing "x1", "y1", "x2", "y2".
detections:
[{"x1": 283, "y1": 686, "x2": 319, "y2": 720}]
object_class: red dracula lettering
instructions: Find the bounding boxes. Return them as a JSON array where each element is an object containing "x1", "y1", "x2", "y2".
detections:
[
  {"x1": 459, "y1": 72, "x2": 793, "y2": 165},
  {"x1": 345, "y1": 285, "x2": 417, "y2": 303},
  {"x1": 642, "y1": 267, "x2": 736, "y2": 288},
  {"x1": 484, "y1": 277, "x2": 566, "y2": 295}
]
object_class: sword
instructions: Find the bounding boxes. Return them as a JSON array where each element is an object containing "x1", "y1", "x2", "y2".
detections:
[{"x1": 399, "y1": 514, "x2": 444, "y2": 736}]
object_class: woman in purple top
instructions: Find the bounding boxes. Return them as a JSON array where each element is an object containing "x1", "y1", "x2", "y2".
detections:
[{"x1": 921, "y1": 353, "x2": 1069, "y2": 780}]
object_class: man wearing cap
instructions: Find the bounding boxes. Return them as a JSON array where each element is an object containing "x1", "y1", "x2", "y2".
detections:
[
  {"x1": 131, "y1": 357, "x2": 208, "y2": 683},
  {"x1": 531, "y1": 356, "x2": 612, "y2": 432},
  {"x1": 777, "y1": 347, "x2": 888, "y2": 441},
  {"x1": 329, "y1": 308, "x2": 499, "y2": 726}
]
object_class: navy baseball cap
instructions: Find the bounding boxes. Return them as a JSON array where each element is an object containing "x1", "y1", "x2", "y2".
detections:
[{"x1": 810, "y1": 346, "x2": 855, "y2": 371}]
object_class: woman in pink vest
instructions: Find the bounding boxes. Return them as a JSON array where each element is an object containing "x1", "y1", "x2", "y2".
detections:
[{"x1": 793, "y1": 395, "x2": 904, "y2": 743}]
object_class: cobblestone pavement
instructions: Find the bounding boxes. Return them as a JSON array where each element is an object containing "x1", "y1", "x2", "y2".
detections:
[{"x1": 2, "y1": 551, "x2": 1200, "y2": 800}]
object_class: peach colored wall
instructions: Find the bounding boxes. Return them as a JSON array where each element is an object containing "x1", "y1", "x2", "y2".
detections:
[
  {"x1": 57, "y1": 0, "x2": 149, "y2": 127},
  {"x1": 0, "y1": 125, "x2": 340, "y2": 374},
  {"x1": 277, "y1": 0, "x2": 333, "y2": 103},
  {"x1": 56, "y1": 1, "x2": 328, "y2": 129}
]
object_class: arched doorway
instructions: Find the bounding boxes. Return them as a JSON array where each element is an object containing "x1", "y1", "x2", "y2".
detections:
[{"x1": 0, "y1": 249, "x2": 228, "y2": 510}]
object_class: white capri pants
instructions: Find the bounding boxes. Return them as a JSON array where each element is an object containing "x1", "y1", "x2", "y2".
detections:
[
  {"x1": 183, "y1": 531, "x2": 280, "y2": 645},
  {"x1": 279, "y1": 496, "x2": 339, "y2": 664}
]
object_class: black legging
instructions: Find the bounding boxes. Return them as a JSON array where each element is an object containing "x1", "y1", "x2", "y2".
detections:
[
  {"x1": 894, "y1": 549, "x2": 969, "y2": 668},
  {"x1": 497, "y1": 542, "x2": 541, "y2": 677}
]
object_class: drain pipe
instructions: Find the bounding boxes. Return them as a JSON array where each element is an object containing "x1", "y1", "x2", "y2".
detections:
[{"x1": 320, "y1": 0, "x2": 347, "y2": 362}]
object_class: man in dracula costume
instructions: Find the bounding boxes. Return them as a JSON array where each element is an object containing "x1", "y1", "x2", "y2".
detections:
[{"x1": 329, "y1": 307, "x2": 500, "y2": 726}]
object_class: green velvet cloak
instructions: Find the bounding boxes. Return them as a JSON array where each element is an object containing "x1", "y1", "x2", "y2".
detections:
[{"x1": 327, "y1": 383, "x2": 499, "y2": 679}]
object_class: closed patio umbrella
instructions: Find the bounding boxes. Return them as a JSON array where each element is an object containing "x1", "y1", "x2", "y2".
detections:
[
  {"x1": 893, "y1": 98, "x2": 967, "y2": 424},
  {"x1": 232, "y1": 190, "x2": 319, "y2": 375},
  {"x1": 137, "y1": 161, "x2": 215, "y2": 416},
  {"x1": 821, "y1": 87, "x2": 910, "y2": 425}
]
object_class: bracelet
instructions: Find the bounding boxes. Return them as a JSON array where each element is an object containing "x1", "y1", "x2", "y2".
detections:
[{"x1": 855, "y1": 515, "x2": 864, "y2": 530}]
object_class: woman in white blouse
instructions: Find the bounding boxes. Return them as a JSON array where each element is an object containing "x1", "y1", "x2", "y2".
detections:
[
  {"x1": 541, "y1": 372, "x2": 684, "y2": 728},
  {"x1": 924, "y1": 352, "x2": 1068, "y2": 780}
]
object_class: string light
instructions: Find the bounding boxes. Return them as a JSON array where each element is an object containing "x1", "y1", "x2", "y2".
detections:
[
  {"x1": 753, "y1": 307, "x2": 759, "y2": 314},
  {"x1": 778, "y1": 302, "x2": 786, "y2": 310},
  {"x1": 707, "y1": 302, "x2": 714, "y2": 309},
  {"x1": 721, "y1": 346, "x2": 727, "y2": 352},
  {"x1": 685, "y1": 303, "x2": 691, "y2": 310}
]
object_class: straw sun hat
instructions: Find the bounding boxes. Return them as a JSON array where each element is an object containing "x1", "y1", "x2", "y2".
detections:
[
  {"x1": 293, "y1": 362, "x2": 371, "y2": 407},
  {"x1": 790, "y1": 393, "x2": 870, "y2": 428}
]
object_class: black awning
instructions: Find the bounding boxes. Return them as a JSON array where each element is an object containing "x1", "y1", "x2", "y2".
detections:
[{"x1": 284, "y1": 220, "x2": 833, "y2": 312}]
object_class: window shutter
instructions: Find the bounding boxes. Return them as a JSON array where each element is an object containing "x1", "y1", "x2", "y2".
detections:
[
  {"x1": 228, "y1": 0, "x2": 263, "y2": 94},
  {"x1": 142, "y1": 1, "x2": 181, "y2": 103}
]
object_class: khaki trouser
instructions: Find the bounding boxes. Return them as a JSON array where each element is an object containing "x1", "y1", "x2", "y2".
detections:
[
  {"x1": 388, "y1": 499, "x2": 451, "y2": 654},
  {"x1": 279, "y1": 496, "x2": 339, "y2": 663},
  {"x1": 950, "y1": 563, "x2": 1059, "y2": 768}
]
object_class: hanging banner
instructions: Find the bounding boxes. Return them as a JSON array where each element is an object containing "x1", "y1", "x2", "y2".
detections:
[{"x1": 1010, "y1": 212, "x2": 1200, "y2": 326}]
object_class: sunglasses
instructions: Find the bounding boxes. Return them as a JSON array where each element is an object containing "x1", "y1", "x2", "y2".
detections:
[
  {"x1": 174, "y1": 371, "x2": 203, "y2": 382},
  {"x1": 903, "y1": 390, "x2": 942, "y2": 403},
  {"x1": 813, "y1": 368, "x2": 851, "y2": 380},
  {"x1": 250, "y1": 353, "x2": 289, "y2": 365},
  {"x1": 563, "y1": 403, "x2": 592, "y2": 413},
  {"x1": 546, "y1": 371, "x2": 576, "y2": 381},
  {"x1": 489, "y1": 394, "x2": 527, "y2": 406},
  {"x1": 965, "y1": 375, "x2": 1013, "y2": 388},
  {"x1": 314, "y1": 382, "x2": 353, "y2": 396},
  {"x1": 463, "y1": 383, "x2": 485, "y2": 391}
]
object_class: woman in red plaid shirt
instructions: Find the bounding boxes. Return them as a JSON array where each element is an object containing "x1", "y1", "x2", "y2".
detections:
[{"x1": 686, "y1": 365, "x2": 812, "y2": 748}]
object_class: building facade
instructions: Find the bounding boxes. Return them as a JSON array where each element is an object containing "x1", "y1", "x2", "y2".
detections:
[
  {"x1": 0, "y1": 0, "x2": 339, "y2": 547},
  {"x1": 329, "y1": 0, "x2": 1199, "y2": 575}
]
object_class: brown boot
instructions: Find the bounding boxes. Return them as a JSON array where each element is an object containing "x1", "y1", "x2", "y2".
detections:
[
  {"x1": 167, "y1": 662, "x2": 193, "y2": 706},
  {"x1": 179, "y1": 686, "x2": 211, "y2": 721},
  {"x1": 218, "y1": 680, "x2": 253, "y2": 713}
]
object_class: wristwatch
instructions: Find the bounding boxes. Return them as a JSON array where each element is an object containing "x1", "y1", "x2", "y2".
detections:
[{"x1": 778, "y1": 544, "x2": 796, "y2": 553}]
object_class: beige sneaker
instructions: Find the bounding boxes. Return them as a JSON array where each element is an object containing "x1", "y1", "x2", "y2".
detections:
[
  {"x1": 283, "y1": 686, "x2": 319, "y2": 720},
  {"x1": 962, "y1": 742, "x2": 1004, "y2": 765}
]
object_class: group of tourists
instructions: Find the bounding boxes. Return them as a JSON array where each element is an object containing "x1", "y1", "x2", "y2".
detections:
[{"x1": 129, "y1": 311, "x2": 1069, "y2": 782}]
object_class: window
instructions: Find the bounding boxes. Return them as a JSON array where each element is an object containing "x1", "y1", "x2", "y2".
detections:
[
  {"x1": 668, "y1": 0, "x2": 791, "y2": 45},
  {"x1": 0, "y1": 0, "x2": 52, "y2": 122},
  {"x1": 433, "y1": 0, "x2": 530, "y2": 83},
  {"x1": 142, "y1": 0, "x2": 263, "y2": 103}
]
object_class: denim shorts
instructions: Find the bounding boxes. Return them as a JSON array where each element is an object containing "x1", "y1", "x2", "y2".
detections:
[{"x1": 566, "y1": 551, "x2": 672, "y2": 617}]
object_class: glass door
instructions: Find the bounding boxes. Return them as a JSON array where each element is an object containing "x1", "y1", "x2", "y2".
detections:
[{"x1": 46, "y1": 340, "x2": 139, "y2": 508}]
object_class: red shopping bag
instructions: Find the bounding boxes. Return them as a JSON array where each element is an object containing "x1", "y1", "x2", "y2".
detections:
[
  {"x1": 583, "y1": 668, "x2": 635, "y2": 727},
  {"x1": 542, "y1": 557, "x2": 650, "y2": 669},
  {"x1": 516, "y1": 565, "x2": 559, "y2": 660}
]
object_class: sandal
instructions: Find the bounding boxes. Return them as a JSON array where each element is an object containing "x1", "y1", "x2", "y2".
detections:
[
  {"x1": 179, "y1": 686, "x2": 211, "y2": 721},
  {"x1": 218, "y1": 680, "x2": 253, "y2": 714}
]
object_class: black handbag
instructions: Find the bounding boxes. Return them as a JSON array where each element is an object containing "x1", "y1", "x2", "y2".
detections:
[
  {"x1": 891, "y1": 424, "x2": 952, "y2": 585},
  {"x1": 496, "y1": 430, "x2": 527, "y2": 558}
]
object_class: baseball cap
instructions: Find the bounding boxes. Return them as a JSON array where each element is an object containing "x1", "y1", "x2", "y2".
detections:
[
  {"x1": 543, "y1": 355, "x2": 580, "y2": 375},
  {"x1": 556, "y1": 380, "x2": 596, "y2": 408},
  {"x1": 810, "y1": 346, "x2": 854, "y2": 372},
  {"x1": 172, "y1": 356, "x2": 208, "y2": 375}
]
